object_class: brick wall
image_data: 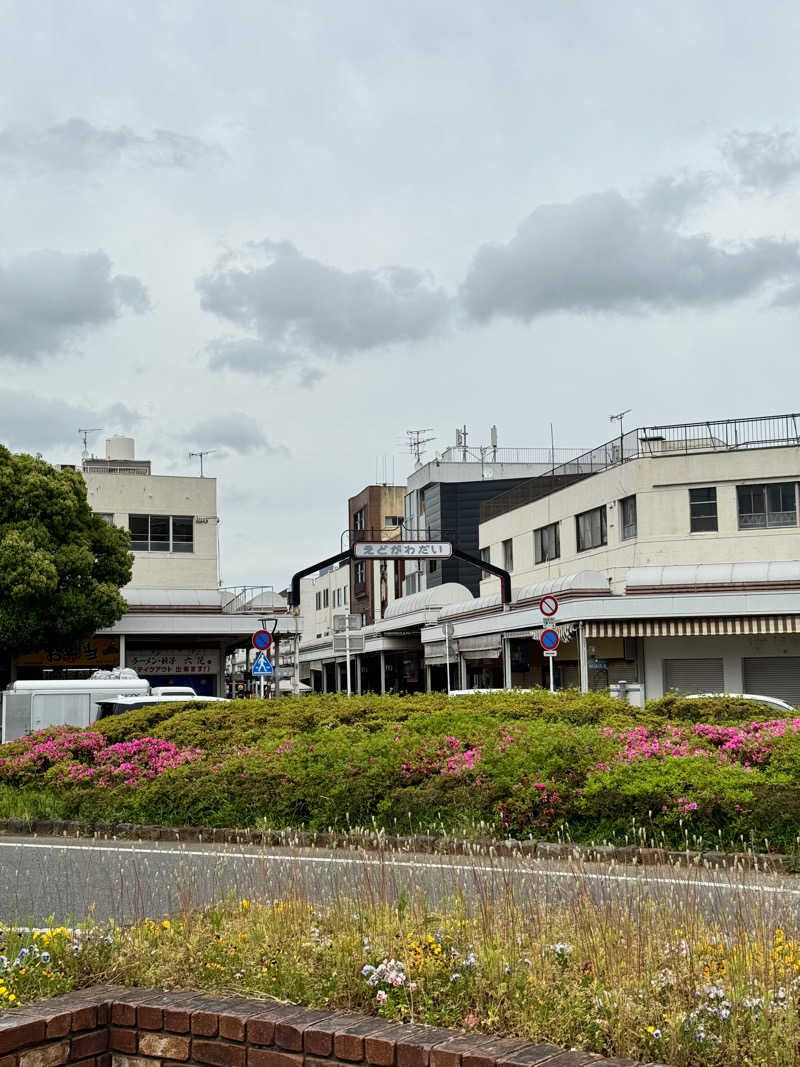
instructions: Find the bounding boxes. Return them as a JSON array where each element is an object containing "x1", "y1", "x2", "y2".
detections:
[{"x1": 0, "y1": 987, "x2": 649, "y2": 1067}]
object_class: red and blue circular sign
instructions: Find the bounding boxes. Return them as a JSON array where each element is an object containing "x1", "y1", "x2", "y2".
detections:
[
  {"x1": 539, "y1": 628, "x2": 560, "y2": 652},
  {"x1": 252, "y1": 629, "x2": 273, "y2": 651}
]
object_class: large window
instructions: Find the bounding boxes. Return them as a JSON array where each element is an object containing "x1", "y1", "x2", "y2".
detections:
[
  {"x1": 534, "y1": 521, "x2": 560, "y2": 563},
  {"x1": 128, "y1": 515, "x2": 194, "y2": 553},
  {"x1": 502, "y1": 538, "x2": 514, "y2": 571},
  {"x1": 620, "y1": 495, "x2": 637, "y2": 540},
  {"x1": 385, "y1": 515, "x2": 403, "y2": 527},
  {"x1": 480, "y1": 546, "x2": 490, "y2": 580},
  {"x1": 354, "y1": 561, "x2": 366, "y2": 585},
  {"x1": 737, "y1": 482, "x2": 797, "y2": 529},
  {"x1": 576, "y1": 506, "x2": 607, "y2": 552},
  {"x1": 689, "y1": 488, "x2": 717, "y2": 532},
  {"x1": 353, "y1": 508, "x2": 366, "y2": 531}
]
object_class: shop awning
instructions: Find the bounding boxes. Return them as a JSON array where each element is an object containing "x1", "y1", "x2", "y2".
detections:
[
  {"x1": 458, "y1": 634, "x2": 502, "y2": 660},
  {"x1": 587, "y1": 616, "x2": 800, "y2": 638}
]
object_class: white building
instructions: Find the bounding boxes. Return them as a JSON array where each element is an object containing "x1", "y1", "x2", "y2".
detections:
[
  {"x1": 298, "y1": 414, "x2": 800, "y2": 705},
  {"x1": 82, "y1": 435, "x2": 218, "y2": 590},
  {"x1": 13, "y1": 436, "x2": 298, "y2": 696}
]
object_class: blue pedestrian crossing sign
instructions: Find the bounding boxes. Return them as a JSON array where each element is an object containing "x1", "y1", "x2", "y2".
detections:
[{"x1": 251, "y1": 651, "x2": 274, "y2": 676}]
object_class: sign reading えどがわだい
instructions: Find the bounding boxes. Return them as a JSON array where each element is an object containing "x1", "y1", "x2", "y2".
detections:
[{"x1": 353, "y1": 542, "x2": 452, "y2": 559}]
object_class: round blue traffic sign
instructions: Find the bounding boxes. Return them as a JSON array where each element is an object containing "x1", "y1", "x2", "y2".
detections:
[
  {"x1": 252, "y1": 629, "x2": 273, "y2": 651},
  {"x1": 540, "y1": 628, "x2": 560, "y2": 652}
]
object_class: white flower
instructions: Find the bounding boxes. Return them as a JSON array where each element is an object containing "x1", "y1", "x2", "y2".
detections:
[{"x1": 376, "y1": 990, "x2": 388, "y2": 1005}]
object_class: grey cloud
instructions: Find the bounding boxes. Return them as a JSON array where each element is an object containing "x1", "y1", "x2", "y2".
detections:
[
  {"x1": 0, "y1": 389, "x2": 139, "y2": 454},
  {"x1": 721, "y1": 128, "x2": 800, "y2": 192},
  {"x1": 637, "y1": 171, "x2": 718, "y2": 223},
  {"x1": 198, "y1": 240, "x2": 450, "y2": 374},
  {"x1": 0, "y1": 249, "x2": 150, "y2": 362},
  {"x1": 207, "y1": 337, "x2": 294, "y2": 374},
  {"x1": 181, "y1": 413, "x2": 288, "y2": 457},
  {"x1": 0, "y1": 117, "x2": 224, "y2": 174},
  {"x1": 460, "y1": 189, "x2": 800, "y2": 322}
]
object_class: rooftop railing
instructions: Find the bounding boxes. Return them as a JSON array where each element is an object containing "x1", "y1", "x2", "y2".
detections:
[{"x1": 481, "y1": 412, "x2": 800, "y2": 524}]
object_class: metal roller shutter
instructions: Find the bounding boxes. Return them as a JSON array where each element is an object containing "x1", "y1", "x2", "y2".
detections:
[
  {"x1": 664, "y1": 658, "x2": 724, "y2": 694},
  {"x1": 743, "y1": 658, "x2": 800, "y2": 707}
]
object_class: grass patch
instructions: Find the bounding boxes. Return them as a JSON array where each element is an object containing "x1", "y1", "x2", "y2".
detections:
[{"x1": 3, "y1": 878, "x2": 800, "y2": 1065}]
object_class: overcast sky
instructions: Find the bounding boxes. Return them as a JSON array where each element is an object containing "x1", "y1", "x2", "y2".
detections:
[{"x1": 2, "y1": 0, "x2": 800, "y2": 589}]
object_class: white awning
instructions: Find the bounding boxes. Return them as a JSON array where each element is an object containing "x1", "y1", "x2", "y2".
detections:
[
  {"x1": 514, "y1": 571, "x2": 610, "y2": 603},
  {"x1": 587, "y1": 615, "x2": 800, "y2": 638},
  {"x1": 626, "y1": 562, "x2": 800, "y2": 591}
]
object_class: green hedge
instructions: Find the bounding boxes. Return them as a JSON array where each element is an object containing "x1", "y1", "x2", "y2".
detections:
[{"x1": 3, "y1": 691, "x2": 800, "y2": 851}]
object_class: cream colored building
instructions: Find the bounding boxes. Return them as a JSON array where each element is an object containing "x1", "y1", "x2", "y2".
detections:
[
  {"x1": 295, "y1": 415, "x2": 800, "y2": 704},
  {"x1": 82, "y1": 436, "x2": 218, "y2": 590},
  {"x1": 478, "y1": 437, "x2": 800, "y2": 596},
  {"x1": 300, "y1": 562, "x2": 351, "y2": 643}
]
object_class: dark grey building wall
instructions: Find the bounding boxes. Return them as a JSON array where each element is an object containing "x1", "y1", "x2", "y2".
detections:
[{"x1": 422, "y1": 478, "x2": 531, "y2": 596}]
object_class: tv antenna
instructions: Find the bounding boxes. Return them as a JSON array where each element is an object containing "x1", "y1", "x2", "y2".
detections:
[
  {"x1": 609, "y1": 409, "x2": 631, "y2": 463},
  {"x1": 189, "y1": 449, "x2": 216, "y2": 477},
  {"x1": 406, "y1": 428, "x2": 435, "y2": 465},
  {"x1": 78, "y1": 428, "x2": 102, "y2": 461}
]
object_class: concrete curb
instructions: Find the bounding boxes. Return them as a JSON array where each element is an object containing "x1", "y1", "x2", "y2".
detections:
[{"x1": 0, "y1": 818, "x2": 794, "y2": 873}]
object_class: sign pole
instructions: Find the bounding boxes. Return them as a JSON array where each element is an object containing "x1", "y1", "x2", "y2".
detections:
[
  {"x1": 445, "y1": 627, "x2": 451, "y2": 696},
  {"x1": 549, "y1": 654, "x2": 555, "y2": 693},
  {"x1": 260, "y1": 674, "x2": 264, "y2": 700},
  {"x1": 345, "y1": 613, "x2": 352, "y2": 696}
]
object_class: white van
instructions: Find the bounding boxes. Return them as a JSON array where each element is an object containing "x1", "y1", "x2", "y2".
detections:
[{"x1": 2, "y1": 676, "x2": 151, "y2": 742}]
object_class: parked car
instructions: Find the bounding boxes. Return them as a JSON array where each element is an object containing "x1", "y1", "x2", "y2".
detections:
[
  {"x1": 95, "y1": 693, "x2": 227, "y2": 719},
  {"x1": 684, "y1": 693, "x2": 794, "y2": 712}
]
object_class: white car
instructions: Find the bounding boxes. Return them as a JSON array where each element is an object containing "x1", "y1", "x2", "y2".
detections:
[
  {"x1": 95, "y1": 694, "x2": 228, "y2": 719},
  {"x1": 684, "y1": 693, "x2": 795, "y2": 713}
]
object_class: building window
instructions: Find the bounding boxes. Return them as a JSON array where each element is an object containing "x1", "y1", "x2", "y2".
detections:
[
  {"x1": 576, "y1": 506, "x2": 607, "y2": 552},
  {"x1": 95, "y1": 512, "x2": 114, "y2": 524},
  {"x1": 534, "y1": 521, "x2": 560, "y2": 563},
  {"x1": 502, "y1": 538, "x2": 514, "y2": 571},
  {"x1": 353, "y1": 507, "x2": 366, "y2": 531},
  {"x1": 344, "y1": 585, "x2": 348, "y2": 604},
  {"x1": 385, "y1": 515, "x2": 403, "y2": 527},
  {"x1": 479, "y1": 546, "x2": 490, "y2": 579},
  {"x1": 737, "y1": 482, "x2": 797, "y2": 529},
  {"x1": 354, "y1": 561, "x2": 366, "y2": 585},
  {"x1": 620, "y1": 495, "x2": 637, "y2": 540},
  {"x1": 689, "y1": 487, "x2": 717, "y2": 532},
  {"x1": 323, "y1": 589, "x2": 329, "y2": 608},
  {"x1": 315, "y1": 592, "x2": 321, "y2": 610},
  {"x1": 172, "y1": 516, "x2": 194, "y2": 552},
  {"x1": 128, "y1": 514, "x2": 194, "y2": 553},
  {"x1": 429, "y1": 559, "x2": 438, "y2": 573}
]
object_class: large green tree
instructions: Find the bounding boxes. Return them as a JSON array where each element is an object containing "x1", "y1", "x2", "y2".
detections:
[{"x1": 0, "y1": 445, "x2": 133, "y2": 657}]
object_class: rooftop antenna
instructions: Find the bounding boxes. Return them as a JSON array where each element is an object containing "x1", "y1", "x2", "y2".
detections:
[
  {"x1": 189, "y1": 449, "x2": 216, "y2": 477},
  {"x1": 490, "y1": 424, "x2": 498, "y2": 461},
  {"x1": 456, "y1": 424, "x2": 468, "y2": 460},
  {"x1": 78, "y1": 428, "x2": 102, "y2": 461},
  {"x1": 406, "y1": 428, "x2": 435, "y2": 465},
  {"x1": 609, "y1": 409, "x2": 631, "y2": 464}
]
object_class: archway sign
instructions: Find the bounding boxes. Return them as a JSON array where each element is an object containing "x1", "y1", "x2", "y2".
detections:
[{"x1": 289, "y1": 540, "x2": 512, "y2": 608}]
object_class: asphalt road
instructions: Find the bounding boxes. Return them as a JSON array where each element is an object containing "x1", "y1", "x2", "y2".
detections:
[{"x1": 2, "y1": 835, "x2": 800, "y2": 926}]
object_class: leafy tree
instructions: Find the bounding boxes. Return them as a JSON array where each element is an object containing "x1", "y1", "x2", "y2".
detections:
[{"x1": 0, "y1": 445, "x2": 132, "y2": 657}]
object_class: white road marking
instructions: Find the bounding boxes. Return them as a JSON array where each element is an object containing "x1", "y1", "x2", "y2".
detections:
[{"x1": 0, "y1": 838, "x2": 798, "y2": 897}]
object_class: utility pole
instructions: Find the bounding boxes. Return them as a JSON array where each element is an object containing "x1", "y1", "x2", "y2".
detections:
[
  {"x1": 609, "y1": 410, "x2": 631, "y2": 464},
  {"x1": 406, "y1": 429, "x2": 435, "y2": 465},
  {"x1": 189, "y1": 450, "x2": 216, "y2": 477}
]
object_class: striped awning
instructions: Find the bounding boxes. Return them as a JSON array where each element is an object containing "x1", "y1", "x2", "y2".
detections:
[{"x1": 587, "y1": 616, "x2": 800, "y2": 638}]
